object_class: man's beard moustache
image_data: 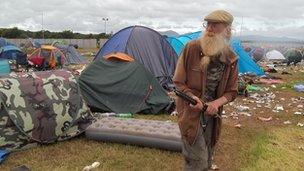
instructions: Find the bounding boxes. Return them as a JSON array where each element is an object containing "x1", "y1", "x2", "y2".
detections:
[{"x1": 200, "y1": 31, "x2": 228, "y2": 70}]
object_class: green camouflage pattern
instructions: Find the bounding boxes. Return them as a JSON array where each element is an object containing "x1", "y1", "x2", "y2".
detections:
[
  {"x1": 0, "y1": 69, "x2": 93, "y2": 152},
  {"x1": 0, "y1": 103, "x2": 37, "y2": 152}
]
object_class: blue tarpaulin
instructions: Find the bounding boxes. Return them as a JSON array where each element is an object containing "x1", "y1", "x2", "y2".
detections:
[{"x1": 231, "y1": 39, "x2": 264, "y2": 76}]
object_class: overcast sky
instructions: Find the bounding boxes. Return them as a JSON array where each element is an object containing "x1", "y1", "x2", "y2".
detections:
[{"x1": 1, "y1": 0, "x2": 304, "y2": 39}]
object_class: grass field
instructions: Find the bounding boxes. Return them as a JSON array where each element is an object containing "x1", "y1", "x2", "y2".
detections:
[
  {"x1": 1, "y1": 100, "x2": 303, "y2": 171},
  {"x1": 1, "y1": 51, "x2": 304, "y2": 170}
]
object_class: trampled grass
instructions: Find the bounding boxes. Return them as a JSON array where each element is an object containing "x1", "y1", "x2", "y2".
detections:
[
  {"x1": 241, "y1": 127, "x2": 304, "y2": 171},
  {"x1": 1, "y1": 114, "x2": 303, "y2": 171},
  {"x1": 1, "y1": 65, "x2": 304, "y2": 170}
]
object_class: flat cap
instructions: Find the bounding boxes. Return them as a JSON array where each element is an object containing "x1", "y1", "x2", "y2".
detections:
[{"x1": 204, "y1": 10, "x2": 234, "y2": 25}]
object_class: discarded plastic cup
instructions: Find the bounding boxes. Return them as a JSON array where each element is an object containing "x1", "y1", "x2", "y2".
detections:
[
  {"x1": 236, "y1": 105, "x2": 249, "y2": 111},
  {"x1": 100, "y1": 113, "x2": 116, "y2": 117},
  {"x1": 294, "y1": 112, "x2": 302, "y2": 115},
  {"x1": 82, "y1": 162, "x2": 100, "y2": 171}
]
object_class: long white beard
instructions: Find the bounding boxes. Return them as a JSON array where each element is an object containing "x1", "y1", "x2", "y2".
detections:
[{"x1": 199, "y1": 31, "x2": 229, "y2": 70}]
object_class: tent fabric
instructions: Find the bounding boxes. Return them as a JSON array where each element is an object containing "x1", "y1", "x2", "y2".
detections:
[
  {"x1": 0, "y1": 60, "x2": 10, "y2": 74},
  {"x1": 95, "y1": 26, "x2": 178, "y2": 88},
  {"x1": 79, "y1": 58, "x2": 171, "y2": 114},
  {"x1": 177, "y1": 36, "x2": 192, "y2": 45},
  {"x1": 51, "y1": 40, "x2": 68, "y2": 46},
  {"x1": 247, "y1": 47, "x2": 265, "y2": 62},
  {"x1": 244, "y1": 46, "x2": 252, "y2": 53},
  {"x1": 166, "y1": 31, "x2": 202, "y2": 56},
  {"x1": 265, "y1": 50, "x2": 285, "y2": 60},
  {"x1": 231, "y1": 39, "x2": 265, "y2": 76},
  {"x1": 95, "y1": 27, "x2": 133, "y2": 56},
  {"x1": 1, "y1": 45, "x2": 20, "y2": 52},
  {"x1": 28, "y1": 45, "x2": 65, "y2": 68},
  {"x1": 0, "y1": 150, "x2": 9, "y2": 164},
  {"x1": 181, "y1": 31, "x2": 202, "y2": 40},
  {"x1": 0, "y1": 45, "x2": 28, "y2": 65},
  {"x1": 55, "y1": 44, "x2": 88, "y2": 65},
  {"x1": 284, "y1": 49, "x2": 303, "y2": 65},
  {"x1": 167, "y1": 31, "x2": 264, "y2": 76},
  {"x1": 23, "y1": 38, "x2": 41, "y2": 48},
  {"x1": 165, "y1": 37, "x2": 184, "y2": 57},
  {"x1": 0, "y1": 70, "x2": 93, "y2": 152},
  {"x1": 104, "y1": 52, "x2": 134, "y2": 62}
]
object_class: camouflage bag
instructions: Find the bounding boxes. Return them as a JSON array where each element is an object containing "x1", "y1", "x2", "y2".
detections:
[{"x1": 0, "y1": 69, "x2": 93, "y2": 152}]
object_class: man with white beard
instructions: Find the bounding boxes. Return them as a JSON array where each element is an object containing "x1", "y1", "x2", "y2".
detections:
[{"x1": 173, "y1": 10, "x2": 238, "y2": 170}]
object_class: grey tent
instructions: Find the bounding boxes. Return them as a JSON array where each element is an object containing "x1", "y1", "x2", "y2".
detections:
[
  {"x1": 55, "y1": 44, "x2": 88, "y2": 65},
  {"x1": 79, "y1": 53, "x2": 172, "y2": 114}
]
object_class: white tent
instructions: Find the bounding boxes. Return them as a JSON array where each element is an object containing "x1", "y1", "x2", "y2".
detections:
[{"x1": 265, "y1": 50, "x2": 285, "y2": 60}]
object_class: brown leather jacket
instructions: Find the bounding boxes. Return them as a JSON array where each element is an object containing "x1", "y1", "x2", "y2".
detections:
[{"x1": 173, "y1": 40, "x2": 238, "y2": 146}]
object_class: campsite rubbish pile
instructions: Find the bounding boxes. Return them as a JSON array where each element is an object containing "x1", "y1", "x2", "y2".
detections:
[
  {"x1": 223, "y1": 85, "x2": 304, "y2": 127},
  {"x1": 94, "y1": 113, "x2": 134, "y2": 118}
]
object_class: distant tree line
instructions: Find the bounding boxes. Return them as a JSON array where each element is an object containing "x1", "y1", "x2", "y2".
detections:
[{"x1": 0, "y1": 27, "x2": 111, "y2": 39}]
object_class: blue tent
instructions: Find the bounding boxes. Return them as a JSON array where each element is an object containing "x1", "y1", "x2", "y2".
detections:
[
  {"x1": 166, "y1": 31, "x2": 202, "y2": 56},
  {"x1": 181, "y1": 31, "x2": 202, "y2": 40},
  {"x1": 0, "y1": 45, "x2": 28, "y2": 65},
  {"x1": 177, "y1": 36, "x2": 192, "y2": 45},
  {"x1": 95, "y1": 26, "x2": 178, "y2": 88},
  {"x1": 166, "y1": 37, "x2": 184, "y2": 56},
  {"x1": 231, "y1": 39, "x2": 264, "y2": 76}
]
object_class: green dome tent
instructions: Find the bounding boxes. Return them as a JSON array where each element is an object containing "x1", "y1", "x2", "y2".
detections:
[
  {"x1": 284, "y1": 49, "x2": 303, "y2": 65},
  {"x1": 79, "y1": 53, "x2": 172, "y2": 114}
]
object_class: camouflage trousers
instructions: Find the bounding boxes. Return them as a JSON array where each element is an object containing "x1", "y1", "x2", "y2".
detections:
[{"x1": 182, "y1": 116, "x2": 214, "y2": 171}]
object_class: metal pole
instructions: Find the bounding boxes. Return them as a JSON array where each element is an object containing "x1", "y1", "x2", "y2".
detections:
[
  {"x1": 102, "y1": 18, "x2": 108, "y2": 34},
  {"x1": 42, "y1": 12, "x2": 44, "y2": 41},
  {"x1": 105, "y1": 19, "x2": 107, "y2": 34}
]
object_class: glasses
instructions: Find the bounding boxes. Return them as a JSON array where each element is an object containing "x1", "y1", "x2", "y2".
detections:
[
  {"x1": 203, "y1": 21, "x2": 234, "y2": 32},
  {"x1": 202, "y1": 21, "x2": 225, "y2": 29}
]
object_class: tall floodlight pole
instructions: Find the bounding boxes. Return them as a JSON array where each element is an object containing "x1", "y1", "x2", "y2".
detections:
[{"x1": 102, "y1": 18, "x2": 109, "y2": 34}]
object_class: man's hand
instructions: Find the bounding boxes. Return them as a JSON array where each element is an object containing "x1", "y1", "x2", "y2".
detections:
[
  {"x1": 189, "y1": 96, "x2": 203, "y2": 112},
  {"x1": 205, "y1": 100, "x2": 220, "y2": 116}
]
